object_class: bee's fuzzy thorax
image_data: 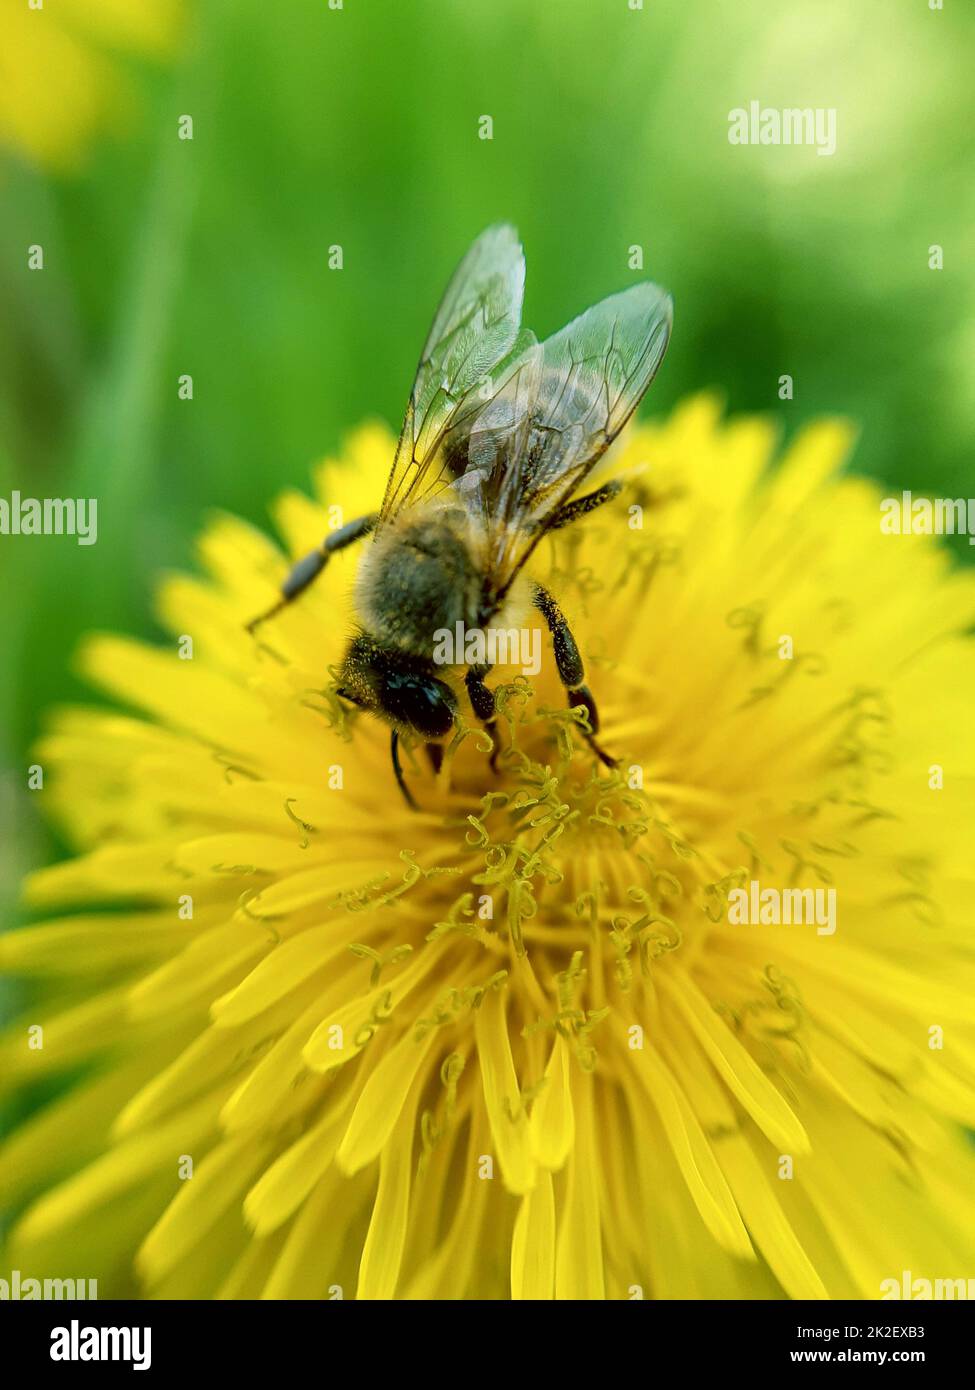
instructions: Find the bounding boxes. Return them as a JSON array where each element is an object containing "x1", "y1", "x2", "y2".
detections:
[{"x1": 354, "y1": 503, "x2": 487, "y2": 658}]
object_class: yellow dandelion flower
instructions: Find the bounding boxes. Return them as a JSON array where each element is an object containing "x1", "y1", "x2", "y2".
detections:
[
  {"x1": 0, "y1": 0, "x2": 183, "y2": 173},
  {"x1": 4, "y1": 397, "x2": 975, "y2": 1300}
]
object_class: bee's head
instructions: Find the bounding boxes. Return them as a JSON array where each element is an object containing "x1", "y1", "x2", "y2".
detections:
[
  {"x1": 337, "y1": 634, "x2": 457, "y2": 739},
  {"x1": 373, "y1": 666, "x2": 458, "y2": 738}
]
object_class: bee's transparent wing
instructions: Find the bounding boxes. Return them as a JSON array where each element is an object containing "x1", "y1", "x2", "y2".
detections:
[
  {"x1": 378, "y1": 224, "x2": 527, "y2": 524},
  {"x1": 455, "y1": 282, "x2": 673, "y2": 599}
]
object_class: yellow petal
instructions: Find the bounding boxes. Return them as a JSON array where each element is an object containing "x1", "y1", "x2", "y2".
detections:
[
  {"x1": 511, "y1": 1170, "x2": 555, "y2": 1300},
  {"x1": 475, "y1": 984, "x2": 536, "y2": 1196},
  {"x1": 529, "y1": 1033, "x2": 574, "y2": 1170}
]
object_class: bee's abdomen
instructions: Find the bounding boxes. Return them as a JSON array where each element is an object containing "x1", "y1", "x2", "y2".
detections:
[{"x1": 355, "y1": 512, "x2": 481, "y2": 655}]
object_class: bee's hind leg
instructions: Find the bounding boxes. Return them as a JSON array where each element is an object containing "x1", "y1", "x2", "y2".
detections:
[
  {"x1": 545, "y1": 479, "x2": 622, "y2": 533},
  {"x1": 532, "y1": 583, "x2": 617, "y2": 769},
  {"x1": 465, "y1": 666, "x2": 501, "y2": 770}
]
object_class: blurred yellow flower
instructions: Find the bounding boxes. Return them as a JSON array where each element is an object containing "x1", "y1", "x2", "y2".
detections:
[
  {"x1": 3, "y1": 398, "x2": 975, "y2": 1299},
  {"x1": 0, "y1": 0, "x2": 183, "y2": 172}
]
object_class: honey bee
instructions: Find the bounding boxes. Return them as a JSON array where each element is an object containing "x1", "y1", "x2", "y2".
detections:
[{"x1": 248, "y1": 225, "x2": 672, "y2": 805}]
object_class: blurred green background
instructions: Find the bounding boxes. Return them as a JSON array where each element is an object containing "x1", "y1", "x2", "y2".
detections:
[{"x1": 1, "y1": 0, "x2": 973, "y2": 902}]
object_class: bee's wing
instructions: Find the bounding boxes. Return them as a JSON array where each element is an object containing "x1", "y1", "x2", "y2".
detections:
[
  {"x1": 456, "y1": 281, "x2": 673, "y2": 599},
  {"x1": 378, "y1": 224, "x2": 527, "y2": 525}
]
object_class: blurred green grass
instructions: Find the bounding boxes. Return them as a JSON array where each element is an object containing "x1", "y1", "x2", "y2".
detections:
[{"x1": 1, "y1": 0, "x2": 973, "y2": 887}]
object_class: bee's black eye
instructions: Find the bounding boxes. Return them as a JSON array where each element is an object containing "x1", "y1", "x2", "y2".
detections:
[{"x1": 379, "y1": 671, "x2": 456, "y2": 738}]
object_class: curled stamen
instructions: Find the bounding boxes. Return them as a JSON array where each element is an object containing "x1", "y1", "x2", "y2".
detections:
[
  {"x1": 702, "y1": 868, "x2": 748, "y2": 922},
  {"x1": 301, "y1": 683, "x2": 355, "y2": 739},
  {"x1": 556, "y1": 950, "x2": 587, "y2": 1012},
  {"x1": 608, "y1": 916, "x2": 636, "y2": 991},
  {"x1": 651, "y1": 817, "x2": 697, "y2": 861},
  {"x1": 427, "y1": 894, "x2": 496, "y2": 948},
  {"x1": 235, "y1": 888, "x2": 285, "y2": 943},
  {"x1": 353, "y1": 989, "x2": 394, "y2": 1049},
  {"x1": 163, "y1": 859, "x2": 195, "y2": 881},
  {"x1": 506, "y1": 877, "x2": 538, "y2": 958},
  {"x1": 780, "y1": 839, "x2": 834, "y2": 888},
  {"x1": 349, "y1": 941, "x2": 413, "y2": 988},
  {"x1": 284, "y1": 797, "x2": 316, "y2": 848},
  {"x1": 737, "y1": 832, "x2": 773, "y2": 877},
  {"x1": 634, "y1": 854, "x2": 683, "y2": 903},
  {"x1": 417, "y1": 1050, "x2": 467, "y2": 1175},
  {"x1": 213, "y1": 755, "x2": 262, "y2": 785},
  {"x1": 470, "y1": 970, "x2": 508, "y2": 1009},
  {"x1": 465, "y1": 815, "x2": 491, "y2": 849},
  {"x1": 726, "y1": 603, "x2": 764, "y2": 656}
]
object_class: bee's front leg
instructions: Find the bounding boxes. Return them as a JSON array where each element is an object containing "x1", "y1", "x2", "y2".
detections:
[
  {"x1": 390, "y1": 729, "x2": 418, "y2": 810},
  {"x1": 464, "y1": 665, "x2": 501, "y2": 770}
]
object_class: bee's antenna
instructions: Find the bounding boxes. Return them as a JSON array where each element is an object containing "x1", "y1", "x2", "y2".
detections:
[{"x1": 390, "y1": 729, "x2": 418, "y2": 810}]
